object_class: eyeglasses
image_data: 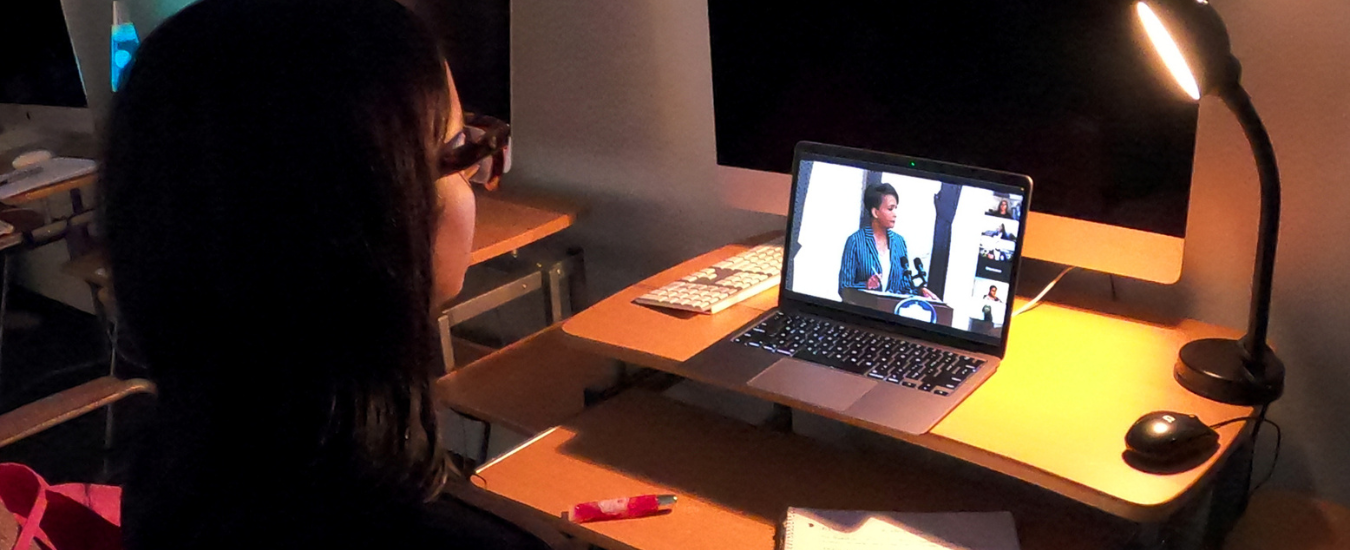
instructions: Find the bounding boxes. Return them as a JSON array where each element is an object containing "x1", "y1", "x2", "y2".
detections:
[{"x1": 438, "y1": 113, "x2": 511, "y2": 191}]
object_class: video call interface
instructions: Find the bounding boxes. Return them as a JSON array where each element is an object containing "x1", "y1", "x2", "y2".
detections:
[{"x1": 786, "y1": 159, "x2": 1026, "y2": 340}]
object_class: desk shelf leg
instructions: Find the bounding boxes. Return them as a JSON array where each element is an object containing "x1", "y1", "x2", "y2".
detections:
[
  {"x1": 539, "y1": 247, "x2": 587, "y2": 326},
  {"x1": 1131, "y1": 429, "x2": 1257, "y2": 550},
  {"x1": 581, "y1": 362, "x2": 683, "y2": 409},
  {"x1": 565, "y1": 247, "x2": 587, "y2": 313},
  {"x1": 583, "y1": 361, "x2": 632, "y2": 408},
  {"x1": 0, "y1": 254, "x2": 9, "y2": 399},
  {"x1": 477, "y1": 421, "x2": 493, "y2": 468},
  {"x1": 439, "y1": 314, "x2": 456, "y2": 371},
  {"x1": 1128, "y1": 523, "x2": 1165, "y2": 550},
  {"x1": 542, "y1": 263, "x2": 565, "y2": 325},
  {"x1": 766, "y1": 403, "x2": 793, "y2": 433},
  {"x1": 1204, "y1": 435, "x2": 1255, "y2": 547},
  {"x1": 1127, "y1": 484, "x2": 1215, "y2": 550},
  {"x1": 441, "y1": 410, "x2": 494, "y2": 472}
]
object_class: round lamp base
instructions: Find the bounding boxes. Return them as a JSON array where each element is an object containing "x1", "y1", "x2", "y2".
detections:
[{"x1": 1176, "y1": 338, "x2": 1284, "y2": 406}]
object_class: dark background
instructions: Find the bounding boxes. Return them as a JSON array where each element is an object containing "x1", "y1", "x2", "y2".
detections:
[
  {"x1": 1, "y1": 0, "x2": 87, "y2": 107},
  {"x1": 709, "y1": 0, "x2": 1199, "y2": 238},
  {"x1": 407, "y1": 0, "x2": 512, "y2": 122}
]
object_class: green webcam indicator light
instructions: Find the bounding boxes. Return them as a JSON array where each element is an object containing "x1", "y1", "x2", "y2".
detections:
[{"x1": 909, "y1": 162, "x2": 916, "y2": 167}]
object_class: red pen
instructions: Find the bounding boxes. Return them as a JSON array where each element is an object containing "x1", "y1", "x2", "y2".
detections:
[{"x1": 566, "y1": 494, "x2": 678, "y2": 523}]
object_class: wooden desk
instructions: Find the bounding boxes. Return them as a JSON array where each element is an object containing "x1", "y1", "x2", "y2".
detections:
[
  {"x1": 1, "y1": 178, "x2": 579, "y2": 265},
  {"x1": 437, "y1": 188, "x2": 583, "y2": 370},
  {"x1": 477, "y1": 390, "x2": 1134, "y2": 550},
  {"x1": 1, "y1": 172, "x2": 96, "y2": 206},
  {"x1": 562, "y1": 238, "x2": 779, "y2": 371},
  {"x1": 562, "y1": 240, "x2": 1256, "y2": 522},
  {"x1": 471, "y1": 189, "x2": 580, "y2": 265},
  {"x1": 436, "y1": 325, "x2": 619, "y2": 435},
  {"x1": 37, "y1": 186, "x2": 576, "y2": 302}
]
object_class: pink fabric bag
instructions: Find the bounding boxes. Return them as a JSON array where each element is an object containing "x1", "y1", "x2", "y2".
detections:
[{"x1": 0, "y1": 463, "x2": 120, "y2": 550}]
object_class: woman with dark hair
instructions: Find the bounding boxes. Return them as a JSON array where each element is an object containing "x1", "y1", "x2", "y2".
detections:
[
  {"x1": 838, "y1": 184, "x2": 938, "y2": 299},
  {"x1": 102, "y1": 0, "x2": 559, "y2": 547},
  {"x1": 987, "y1": 198, "x2": 1017, "y2": 220}
]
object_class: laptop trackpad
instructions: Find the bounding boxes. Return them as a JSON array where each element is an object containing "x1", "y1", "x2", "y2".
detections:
[{"x1": 747, "y1": 358, "x2": 875, "y2": 412}]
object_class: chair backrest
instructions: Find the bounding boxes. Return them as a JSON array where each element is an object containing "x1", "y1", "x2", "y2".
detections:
[{"x1": 0, "y1": 376, "x2": 155, "y2": 449}]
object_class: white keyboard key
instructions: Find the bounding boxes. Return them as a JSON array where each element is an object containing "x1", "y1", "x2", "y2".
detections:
[{"x1": 633, "y1": 239, "x2": 784, "y2": 315}]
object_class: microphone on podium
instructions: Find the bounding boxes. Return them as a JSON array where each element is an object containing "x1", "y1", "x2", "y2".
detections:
[{"x1": 911, "y1": 258, "x2": 928, "y2": 291}]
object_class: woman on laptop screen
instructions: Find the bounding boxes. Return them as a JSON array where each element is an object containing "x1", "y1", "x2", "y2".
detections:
[{"x1": 838, "y1": 183, "x2": 939, "y2": 299}]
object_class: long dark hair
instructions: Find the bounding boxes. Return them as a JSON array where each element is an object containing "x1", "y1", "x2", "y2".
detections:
[{"x1": 102, "y1": 0, "x2": 454, "y2": 542}]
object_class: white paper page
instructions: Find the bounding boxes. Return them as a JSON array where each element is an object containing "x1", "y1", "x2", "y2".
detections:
[{"x1": 783, "y1": 509, "x2": 1020, "y2": 550}]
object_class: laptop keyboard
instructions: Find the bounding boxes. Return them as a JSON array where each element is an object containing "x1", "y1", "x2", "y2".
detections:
[{"x1": 732, "y1": 312, "x2": 985, "y2": 397}]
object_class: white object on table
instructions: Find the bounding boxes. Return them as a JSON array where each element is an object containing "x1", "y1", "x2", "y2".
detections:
[
  {"x1": 781, "y1": 508, "x2": 1020, "y2": 550},
  {"x1": 0, "y1": 157, "x2": 97, "y2": 201}
]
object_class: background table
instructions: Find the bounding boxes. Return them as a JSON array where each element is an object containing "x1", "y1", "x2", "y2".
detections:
[
  {"x1": 438, "y1": 188, "x2": 586, "y2": 369},
  {"x1": 470, "y1": 190, "x2": 580, "y2": 266}
]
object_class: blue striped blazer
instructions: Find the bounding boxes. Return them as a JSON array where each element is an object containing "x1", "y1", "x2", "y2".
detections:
[{"x1": 838, "y1": 227, "x2": 916, "y2": 295}]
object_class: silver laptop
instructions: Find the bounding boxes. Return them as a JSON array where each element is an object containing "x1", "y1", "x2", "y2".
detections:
[{"x1": 683, "y1": 142, "x2": 1032, "y2": 434}]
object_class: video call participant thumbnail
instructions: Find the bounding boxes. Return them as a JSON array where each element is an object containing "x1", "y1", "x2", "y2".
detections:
[{"x1": 986, "y1": 198, "x2": 1019, "y2": 220}]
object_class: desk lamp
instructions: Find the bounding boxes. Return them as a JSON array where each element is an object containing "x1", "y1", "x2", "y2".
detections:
[{"x1": 1136, "y1": 0, "x2": 1284, "y2": 405}]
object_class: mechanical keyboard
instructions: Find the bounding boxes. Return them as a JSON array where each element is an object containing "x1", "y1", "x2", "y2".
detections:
[{"x1": 733, "y1": 312, "x2": 984, "y2": 397}]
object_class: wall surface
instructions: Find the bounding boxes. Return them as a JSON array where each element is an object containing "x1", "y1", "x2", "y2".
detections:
[
  {"x1": 508, "y1": 0, "x2": 1350, "y2": 506},
  {"x1": 508, "y1": 1, "x2": 782, "y2": 294},
  {"x1": 1194, "y1": 0, "x2": 1350, "y2": 503}
]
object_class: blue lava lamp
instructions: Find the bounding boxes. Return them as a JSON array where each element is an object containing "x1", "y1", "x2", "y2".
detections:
[{"x1": 111, "y1": 1, "x2": 140, "y2": 91}]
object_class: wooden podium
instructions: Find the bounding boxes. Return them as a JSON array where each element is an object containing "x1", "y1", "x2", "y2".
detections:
[{"x1": 839, "y1": 287, "x2": 956, "y2": 327}]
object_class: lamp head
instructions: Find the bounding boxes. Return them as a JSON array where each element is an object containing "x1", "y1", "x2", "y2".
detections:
[{"x1": 1136, "y1": 0, "x2": 1239, "y2": 100}]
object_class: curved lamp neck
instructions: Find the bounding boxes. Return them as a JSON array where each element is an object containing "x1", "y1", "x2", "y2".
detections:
[{"x1": 1215, "y1": 81, "x2": 1281, "y2": 371}]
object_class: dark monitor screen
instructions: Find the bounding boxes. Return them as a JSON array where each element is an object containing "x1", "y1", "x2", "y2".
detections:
[
  {"x1": 708, "y1": 1, "x2": 1199, "y2": 238},
  {"x1": 408, "y1": 0, "x2": 511, "y2": 122},
  {"x1": 2, "y1": 0, "x2": 87, "y2": 108}
]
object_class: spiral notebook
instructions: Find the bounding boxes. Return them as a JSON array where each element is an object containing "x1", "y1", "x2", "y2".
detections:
[{"x1": 778, "y1": 508, "x2": 1020, "y2": 550}]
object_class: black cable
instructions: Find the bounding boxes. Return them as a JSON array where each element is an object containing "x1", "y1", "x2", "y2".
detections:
[
  {"x1": 1250, "y1": 417, "x2": 1282, "y2": 496},
  {"x1": 1203, "y1": 409, "x2": 1282, "y2": 497},
  {"x1": 1207, "y1": 415, "x2": 1262, "y2": 430}
]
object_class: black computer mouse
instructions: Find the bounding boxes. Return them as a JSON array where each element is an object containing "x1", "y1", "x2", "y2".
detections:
[{"x1": 1124, "y1": 411, "x2": 1219, "y2": 466}]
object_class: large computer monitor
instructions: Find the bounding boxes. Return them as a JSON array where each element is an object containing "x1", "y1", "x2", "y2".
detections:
[
  {"x1": 1, "y1": 0, "x2": 92, "y2": 147},
  {"x1": 708, "y1": 1, "x2": 1199, "y2": 283}
]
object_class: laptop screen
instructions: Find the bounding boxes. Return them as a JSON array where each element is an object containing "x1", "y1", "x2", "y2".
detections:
[{"x1": 783, "y1": 146, "x2": 1030, "y2": 348}]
